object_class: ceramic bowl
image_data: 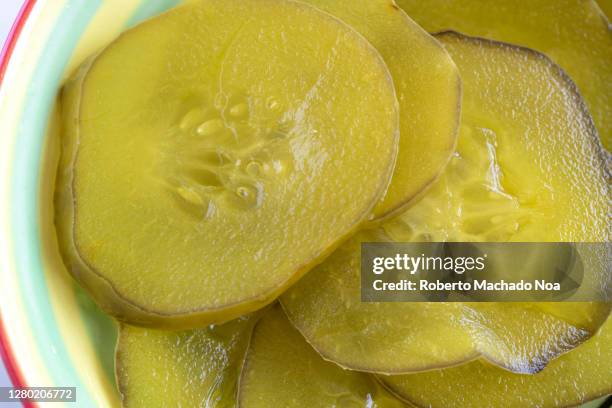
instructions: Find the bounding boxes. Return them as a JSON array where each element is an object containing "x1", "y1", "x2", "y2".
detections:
[{"x1": 0, "y1": 1, "x2": 184, "y2": 406}]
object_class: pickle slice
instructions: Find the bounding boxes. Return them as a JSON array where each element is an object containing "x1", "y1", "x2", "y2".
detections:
[
  {"x1": 55, "y1": 0, "x2": 399, "y2": 328},
  {"x1": 116, "y1": 315, "x2": 256, "y2": 407},
  {"x1": 237, "y1": 306, "x2": 406, "y2": 408},
  {"x1": 396, "y1": 0, "x2": 612, "y2": 150},
  {"x1": 282, "y1": 233, "x2": 477, "y2": 373},
  {"x1": 381, "y1": 316, "x2": 612, "y2": 408},
  {"x1": 598, "y1": 0, "x2": 612, "y2": 20},
  {"x1": 281, "y1": 33, "x2": 611, "y2": 374},
  {"x1": 301, "y1": 0, "x2": 461, "y2": 219}
]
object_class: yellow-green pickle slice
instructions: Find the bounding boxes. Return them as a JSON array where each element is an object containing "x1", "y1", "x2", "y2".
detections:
[
  {"x1": 396, "y1": 0, "x2": 612, "y2": 150},
  {"x1": 55, "y1": 0, "x2": 399, "y2": 328},
  {"x1": 301, "y1": 0, "x2": 461, "y2": 219},
  {"x1": 237, "y1": 306, "x2": 407, "y2": 408},
  {"x1": 281, "y1": 33, "x2": 611, "y2": 374},
  {"x1": 116, "y1": 315, "x2": 257, "y2": 407},
  {"x1": 598, "y1": 0, "x2": 612, "y2": 20},
  {"x1": 381, "y1": 316, "x2": 612, "y2": 408}
]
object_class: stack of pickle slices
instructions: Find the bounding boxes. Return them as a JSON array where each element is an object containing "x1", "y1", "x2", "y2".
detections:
[{"x1": 54, "y1": 0, "x2": 611, "y2": 407}]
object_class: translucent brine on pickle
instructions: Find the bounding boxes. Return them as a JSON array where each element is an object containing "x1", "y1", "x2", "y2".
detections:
[
  {"x1": 281, "y1": 32, "x2": 611, "y2": 375},
  {"x1": 55, "y1": 0, "x2": 399, "y2": 329}
]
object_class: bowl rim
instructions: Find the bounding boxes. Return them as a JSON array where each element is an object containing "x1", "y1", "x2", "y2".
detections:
[
  {"x1": 0, "y1": 2, "x2": 37, "y2": 407},
  {"x1": 0, "y1": 3, "x2": 181, "y2": 407}
]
